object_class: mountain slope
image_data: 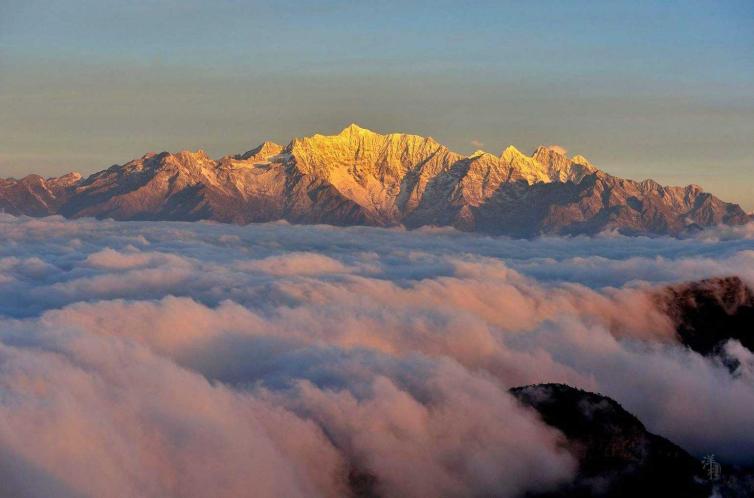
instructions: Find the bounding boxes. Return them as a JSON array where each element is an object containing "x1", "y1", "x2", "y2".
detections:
[
  {"x1": 1, "y1": 124, "x2": 749, "y2": 236},
  {"x1": 511, "y1": 384, "x2": 729, "y2": 497},
  {"x1": 656, "y1": 276, "x2": 754, "y2": 356}
]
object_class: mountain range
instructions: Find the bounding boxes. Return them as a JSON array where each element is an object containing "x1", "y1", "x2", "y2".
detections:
[{"x1": 1, "y1": 124, "x2": 750, "y2": 236}]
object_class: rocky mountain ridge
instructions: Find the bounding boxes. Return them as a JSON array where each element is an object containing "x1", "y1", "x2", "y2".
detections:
[
  {"x1": 657, "y1": 276, "x2": 754, "y2": 357},
  {"x1": 1, "y1": 124, "x2": 749, "y2": 236},
  {"x1": 512, "y1": 383, "x2": 754, "y2": 498}
]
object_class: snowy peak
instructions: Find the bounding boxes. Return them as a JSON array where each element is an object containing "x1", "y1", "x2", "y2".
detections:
[
  {"x1": 496, "y1": 144, "x2": 579, "y2": 184},
  {"x1": 571, "y1": 154, "x2": 593, "y2": 168},
  {"x1": 500, "y1": 145, "x2": 525, "y2": 161},
  {"x1": 1, "y1": 124, "x2": 748, "y2": 236},
  {"x1": 287, "y1": 124, "x2": 456, "y2": 178},
  {"x1": 338, "y1": 122, "x2": 374, "y2": 137},
  {"x1": 283, "y1": 125, "x2": 460, "y2": 221},
  {"x1": 529, "y1": 145, "x2": 598, "y2": 183},
  {"x1": 533, "y1": 144, "x2": 567, "y2": 158},
  {"x1": 236, "y1": 141, "x2": 284, "y2": 162},
  {"x1": 174, "y1": 149, "x2": 213, "y2": 165},
  {"x1": 49, "y1": 171, "x2": 83, "y2": 187}
]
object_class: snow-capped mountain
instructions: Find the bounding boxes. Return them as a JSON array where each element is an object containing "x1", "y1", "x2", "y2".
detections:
[{"x1": 1, "y1": 124, "x2": 749, "y2": 236}]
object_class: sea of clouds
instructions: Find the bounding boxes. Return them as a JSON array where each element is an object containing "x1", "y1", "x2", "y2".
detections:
[{"x1": 1, "y1": 214, "x2": 753, "y2": 497}]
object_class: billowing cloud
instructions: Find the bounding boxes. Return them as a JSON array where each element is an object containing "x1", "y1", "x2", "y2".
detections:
[{"x1": 0, "y1": 214, "x2": 753, "y2": 496}]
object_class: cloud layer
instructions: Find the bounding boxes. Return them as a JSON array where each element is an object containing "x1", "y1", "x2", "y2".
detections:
[{"x1": 1, "y1": 214, "x2": 753, "y2": 497}]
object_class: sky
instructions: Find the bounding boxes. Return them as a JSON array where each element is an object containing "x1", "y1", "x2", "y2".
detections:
[{"x1": 1, "y1": 0, "x2": 753, "y2": 209}]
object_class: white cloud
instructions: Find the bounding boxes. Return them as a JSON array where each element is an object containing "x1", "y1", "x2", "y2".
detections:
[{"x1": 0, "y1": 215, "x2": 753, "y2": 496}]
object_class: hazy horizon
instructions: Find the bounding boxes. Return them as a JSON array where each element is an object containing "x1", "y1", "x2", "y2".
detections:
[{"x1": 1, "y1": 1, "x2": 752, "y2": 209}]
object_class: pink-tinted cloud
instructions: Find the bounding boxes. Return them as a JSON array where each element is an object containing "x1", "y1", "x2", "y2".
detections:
[{"x1": 0, "y1": 215, "x2": 753, "y2": 496}]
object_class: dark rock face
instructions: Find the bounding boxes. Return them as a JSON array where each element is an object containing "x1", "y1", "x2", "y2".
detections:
[
  {"x1": 348, "y1": 467, "x2": 380, "y2": 498},
  {"x1": 1, "y1": 125, "x2": 749, "y2": 236},
  {"x1": 511, "y1": 384, "x2": 711, "y2": 498},
  {"x1": 657, "y1": 276, "x2": 754, "y2": 356}
]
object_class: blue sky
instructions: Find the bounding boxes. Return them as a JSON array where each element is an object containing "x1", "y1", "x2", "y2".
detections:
[{"x1": 1, "y1": 0, "x2": 753, "y2": 208}]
